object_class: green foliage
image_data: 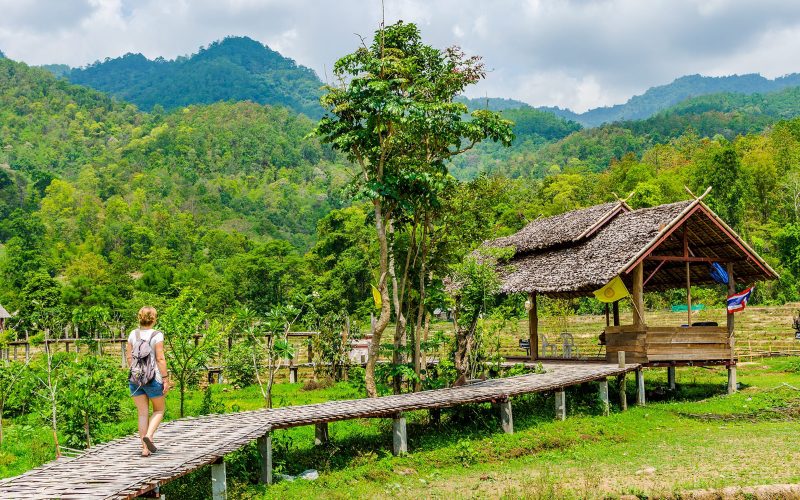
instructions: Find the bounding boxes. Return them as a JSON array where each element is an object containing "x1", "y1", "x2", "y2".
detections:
[
  {"x1": 65, "y1": 37, "x2": 324, "y2": 118},
  {"x1": 223, "y1": 342, "x2": 259, "y2": 388},
  {"x1": 160, "y1": 290, "x2": 225, "y2": 416},
  {"x1": 58, "y1": 355, "x2": 126, "y2": 448}
]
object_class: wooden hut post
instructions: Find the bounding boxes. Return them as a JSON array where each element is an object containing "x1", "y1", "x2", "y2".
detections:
[
  {"x1": 612, "y1": 301, "x2": 620, "y2": 326},
  {"x1": 604, "y1": 303, "x2": 610, "y2": 327},
  {"x1": 686, "y1": 261, "x2": 692, "y2": 326},
  {"x1": 667, "y1": 366, "x2": 676, "y2": 390},
  {"x1": 210, "y1": 458, "x2": 227, "y2": 500},
  {"x1": 528, "y1": 292, "x2": 538, "y2": 361},
  {"x1": 632, "y1": 262, "x2": 645, "y2": 327},
  {"x1": 727, "y1": 263, "x2": 737, "y2": 394},
  {"x1": 635, "y1": 368, "x2": 646, "y2": 405},
  {"x1": 257, "y1": 433, "x2": 272, "y2": 485}
]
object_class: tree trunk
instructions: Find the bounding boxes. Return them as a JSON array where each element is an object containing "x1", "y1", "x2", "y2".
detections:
[
  {"x1": 84, "y1": 412, "x2": 91, "y2": 448},
  {"x1": 365, "y1": 200, "x2": 392, "y2": 398},
  {"x1": 454, "y1": 313, "x2": 479, "y2": 386},
  {"x1": 412, "y1": 216, "x2": 430, "y2": 392},
  {"x1": 0, "y1": 405, "x2": 4, "y2": 446}
]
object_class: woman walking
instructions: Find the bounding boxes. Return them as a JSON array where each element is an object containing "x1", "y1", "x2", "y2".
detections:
[{"x1": 127, "y1": 306, "x2": 170, "y2": 457}]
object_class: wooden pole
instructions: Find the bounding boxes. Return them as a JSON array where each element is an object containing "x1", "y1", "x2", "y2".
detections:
[
  {"x1": 555, "y1": 390, "x2": 566, "y2": 420},
  {"x1": 392, "y1": 413, "x2": 407, "y2": 455},
  {"x1": 499, "y1": 399, "x2": 513, "y2": 434},
  {"x1": 612, "y1": 301, "x2": 620, "y2": 326},
  {"x1": 727, "y1": 263, "x2": 737, "y2": 394},
  {"x1": 211, "y1": 459, "x2": 227, "y2": 500},
  {"x1": 257, "y1": 433, "x2": 272, "y2": 485},
  {"x1": 632, "y1": 262, "x2": 645, "y2": 327},
  {"x1": 598, "y1": 378, "x2": 610, "y2": 416},
  {"x1": 605, "y1": 303, "x2": 610, "y2": 327},
  {"x1": 528, "y1": 292, "x2": 538, "y2": 361},
  {"x1": 636, "y1": 368, "x2": 646, "y2": 405},
  {"x1": 315, "y1": 423, "x2": 329, "y2": 446},
  {"x1": 617, "y1": 373, "x2": 627, "y2": 411},
  {"x1": 686, "y1": 261, "x2": 692, "y2": 326}
]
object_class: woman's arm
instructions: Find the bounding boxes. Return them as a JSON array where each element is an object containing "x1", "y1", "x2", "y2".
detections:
[{"x1": 154, "y1": 342, "x2": 169, "y2": 394}]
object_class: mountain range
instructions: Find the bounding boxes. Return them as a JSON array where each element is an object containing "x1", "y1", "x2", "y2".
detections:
[{"x1": 21, "y1": 36, "x2": 800, "y2": 129}]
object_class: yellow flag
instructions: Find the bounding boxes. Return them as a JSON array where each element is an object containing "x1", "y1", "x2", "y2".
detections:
[
  {"x1": 593, "y1": 276, "x2": 630, "y2": 303},
  {"x1": 371, "y1": 285, "x2": 382, "y2": 309}
]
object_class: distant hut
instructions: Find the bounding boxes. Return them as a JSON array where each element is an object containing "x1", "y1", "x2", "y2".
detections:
[
  {"x1": 0, "y1": 303, "x2": 10, "y2": 331},
  {"x1": 480, "y1": 194, "x2": 777, "y2": 390}
]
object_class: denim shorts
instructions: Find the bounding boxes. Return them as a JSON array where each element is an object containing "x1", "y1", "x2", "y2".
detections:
[{"x1": 129, "y1": 379, "x2": 164, "y2": 398}]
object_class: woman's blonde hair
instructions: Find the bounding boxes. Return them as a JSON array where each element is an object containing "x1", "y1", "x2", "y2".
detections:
[{"x1": 138, "y1": 306, "x2": 158, "y2": 327}]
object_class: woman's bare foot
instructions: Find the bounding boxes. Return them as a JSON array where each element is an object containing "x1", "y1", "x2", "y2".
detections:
[
  {"x1": 143, "y1": 435, "x2": 158, "y2": 453},
  {"x1": 141, "y1": 447, "x2": 151, "y2": 457}
]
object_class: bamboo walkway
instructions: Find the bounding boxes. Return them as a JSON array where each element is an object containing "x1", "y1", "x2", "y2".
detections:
[{"x1": 0, "y1": 361, "x2": 639, "y2": 500}]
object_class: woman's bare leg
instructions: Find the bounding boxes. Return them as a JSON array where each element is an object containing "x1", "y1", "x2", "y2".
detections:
[
  {"x1": 146, "y1": 396, "x2": 165, "y2": 442},
  {"x1": 133, "y1": 395, "x2": 150, "y2": 455}
]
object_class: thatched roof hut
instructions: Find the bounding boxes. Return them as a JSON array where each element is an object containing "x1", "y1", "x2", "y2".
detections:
[
  {"x1": 483, "y1": 198, "x2": 776, "y2": 298},
  {"x1": 0, "y1": 304, "x2": 9, "y2": 320},
  {"x1": 480, "y1": 195, "x2": 777, "y2": 373}
]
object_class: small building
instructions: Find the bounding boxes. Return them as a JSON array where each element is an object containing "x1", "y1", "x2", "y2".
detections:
[
  {"x1": 0, "y1": 303, "x2": 10, "y2": 331},
  {"x1": 482, "y1": 195, "x2": 777, "y2": 374}
]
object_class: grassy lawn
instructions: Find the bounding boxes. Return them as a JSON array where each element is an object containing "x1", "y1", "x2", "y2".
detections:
[{"x1": 242, "y1": 358, "x2": 800, "y2": 499}]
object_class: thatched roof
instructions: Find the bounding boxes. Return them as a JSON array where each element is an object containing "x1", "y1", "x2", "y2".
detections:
[
  {"x1": 485, "y1": 201, "x2": 629, "y2": 254},
  {"x1": 0, "y1": 303, "x2": 10, "y2": 319},
  {"x1": 483, "y1": 198, "x2": 777, "y2": 297}
]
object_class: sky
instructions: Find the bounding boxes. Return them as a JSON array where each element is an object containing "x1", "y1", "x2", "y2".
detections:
[{"x1": 1, "y1": 0, "x2": 800, "y2": 112}]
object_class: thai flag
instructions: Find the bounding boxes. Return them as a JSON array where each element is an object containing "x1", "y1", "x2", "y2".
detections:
[{"x1": 727, "y1": 287, "x2": 753, "y2": 313}]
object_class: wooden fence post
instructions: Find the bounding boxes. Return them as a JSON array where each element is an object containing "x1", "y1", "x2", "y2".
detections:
[
  {"x1": 392, "y1": 413, "x2": 407, "y2": 455},
  {"x1": 499, "y1": 399, "x2": 513, "y2": 434},
  {"x1": 598, "y1": 378, "x2": 609, "y2": 416},
  {"x1": 211, "y1": 459, "x2": 227, "y2": 500},
  {"x1": 257, "y1": 433, "x2": 272, "y2": 485},
  {"x1": 555, "y1": 390, "x2": 566, "y2": 420}
]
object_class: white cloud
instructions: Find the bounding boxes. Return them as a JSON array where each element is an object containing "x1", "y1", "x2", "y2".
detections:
[{"x1": 1, "y1": 0, "x2": 800, "y2": 112}]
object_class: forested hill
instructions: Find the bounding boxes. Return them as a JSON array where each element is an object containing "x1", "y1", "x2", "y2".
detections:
[
  {"x1": 57, "y1": 36, "x2": 324, "y2": 118},
  {"x1": 0, "y1": 56, "x2": 354, "y2": 322},
  {"x1": 544, "y1": 73, "x2": 800, "y2": 127}
]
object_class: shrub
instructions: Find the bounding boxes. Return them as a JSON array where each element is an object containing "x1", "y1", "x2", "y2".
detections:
[{"x1": 223, "y1": 342, "x2": 259, "y2": 388}]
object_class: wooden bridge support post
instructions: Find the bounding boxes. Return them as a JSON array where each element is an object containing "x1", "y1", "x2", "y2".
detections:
[
  {"x1": 429, "y1": 408, "x2": 441, "y2": 426},
  {"x1": 289, "y1": 366, "x2": 298, "y2": 384},
  {"x1": 617, "y1": 373, "x2": 627, "y2": 411},
  {"x1": 555, "y1": 390, "x2": 566, "y2": 421},
  {"x1": 598, "y1": 378, "x2": 609, "y2": 416},
  {"x1": 211, "y1": 459, "x2": 227, "y2": 500},
  {"x1": 667, "y1": 366, "x2": 676, "y2": 390},
  {"x1": 392, "y1": 413, "x2": 407, "y2": 456},
  {"x1": 499, "y1": 399, "x2": 513, "y2": 434},
  {"x1": 315, "y1": 422, "x2": 329, "y2": 446},
  {"x1": 257, "y1": 433, "x2": 272, "y2": 485},
  {"x1": 636, "y1": 368, "x2": 646, "y2": 405},
  {"x1": 727, "y1": 365, "x2": 737, "y2": 394}
]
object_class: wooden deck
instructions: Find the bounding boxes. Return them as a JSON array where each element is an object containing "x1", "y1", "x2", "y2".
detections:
[{"x1": 0, "y1": 361, "x2": 638, "y2": 499}]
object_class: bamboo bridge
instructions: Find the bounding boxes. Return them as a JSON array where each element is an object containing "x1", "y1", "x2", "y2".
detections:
[{"x1": 0, "y1": 360, "x2": 642, "y2": 499}]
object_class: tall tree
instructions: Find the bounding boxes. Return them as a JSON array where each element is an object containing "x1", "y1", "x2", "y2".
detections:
[{"x1": 315, "y1": 21, "x2": 512, "y2": 396}]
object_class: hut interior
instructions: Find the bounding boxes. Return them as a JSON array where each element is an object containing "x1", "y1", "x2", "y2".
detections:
[{"x1": 482, "y1": 193, "x2": 777, "y2": 376}]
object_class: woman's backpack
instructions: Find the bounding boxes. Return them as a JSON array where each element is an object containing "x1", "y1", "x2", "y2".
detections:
[{"x1": 129, "y1": 330, "x2": 158, "y2": 387}]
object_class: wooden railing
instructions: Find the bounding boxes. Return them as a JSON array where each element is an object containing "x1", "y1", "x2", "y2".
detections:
[{"x1": 604, "y1": 325, "x2": 732, "y2": 364}]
